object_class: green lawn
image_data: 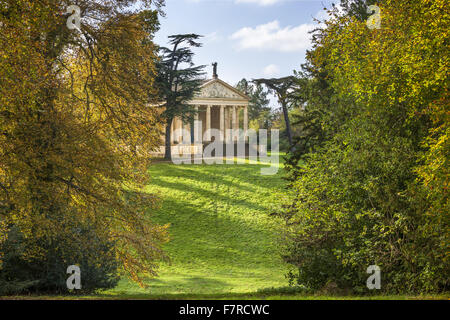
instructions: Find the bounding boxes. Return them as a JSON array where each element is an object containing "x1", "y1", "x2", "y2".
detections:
[
  {"x1": 2, "y1": 154, "x2": 447, "y2": 300},
  {"x1": 104, "y1": 154, "x2": 291, "y2": 297}
]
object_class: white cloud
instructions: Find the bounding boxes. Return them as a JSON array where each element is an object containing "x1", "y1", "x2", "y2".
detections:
[
  {"x1": 263, "y1": 64, "x2": 280, "y2": 76},
  {"x1": 235, "y1": 0, "x2": 283, "y2": 6},
  {"x1": 230, "y1": 20, "x2": 315, "y2": 52}
]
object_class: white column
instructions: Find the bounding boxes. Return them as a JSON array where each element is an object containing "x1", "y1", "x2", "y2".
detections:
[
  {"x1": 244, "y1": 105, "x2": 248, "y2": 141},
  {"x1": 170, "y1": 118, "x2": 175, "y2": 144},
  {"x1": 177, "y1": 117, "x2": 183, "y2": 143},
  {"x1": 194, "y1": 105, "x2": 199, "y2": 143},
  {"x1": 220, "y1": 105, "x2": 225, "y2": 141},
  {"x1": 224, "y1": 106, "x2": 229, "y2": 142},
  {"x1": 206, "y1": 105, "x2": 211, "y2": 141},
  {"x1": 232, "y1": 106, "x2": 237, "y2": 141},
  {"x1": 184, "y1": 120, "x2": 190, "y2": 144},
  {"x1": 228, "y1": 106, "x2": 233, "y2": 141}
]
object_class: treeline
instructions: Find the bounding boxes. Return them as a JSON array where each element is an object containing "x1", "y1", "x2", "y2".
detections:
[{"x1": 280, "y1": 0, "x2": 448, "y2": 293}]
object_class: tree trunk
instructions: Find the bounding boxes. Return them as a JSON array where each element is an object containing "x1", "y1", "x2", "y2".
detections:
[
  {"x1": 164, "y1": 119, "x2": 172, "y2": 161},
  {"x1": 281, "y1": 100, "x2": 293, "y2": 148}
]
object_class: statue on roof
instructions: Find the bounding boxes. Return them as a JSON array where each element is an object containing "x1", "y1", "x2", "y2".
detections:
[{"x1": 212, "y1": 62, "x2": 218, "y2": 79}]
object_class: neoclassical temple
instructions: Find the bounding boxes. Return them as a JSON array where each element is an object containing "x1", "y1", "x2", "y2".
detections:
[{"x1": 167, "y1": 65, "x2": 250, "y2": 151}]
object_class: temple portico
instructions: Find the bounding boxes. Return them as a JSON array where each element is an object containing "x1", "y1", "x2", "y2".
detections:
[
  {"x1": 170, "y1": 77, "x2": 250, "y2": 144},
  {"x1": 170, "y1": 105, "x2": 248, "y2": 143}
]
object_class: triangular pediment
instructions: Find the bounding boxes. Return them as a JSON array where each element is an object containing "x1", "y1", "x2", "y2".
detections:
[{"x1": 195, "y1": 79, "x2": 249, "y2": 100}]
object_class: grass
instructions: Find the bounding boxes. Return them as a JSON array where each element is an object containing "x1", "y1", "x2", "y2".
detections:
[{"x1": 103, "y1": 154, "x2": 291, "y2": 297}]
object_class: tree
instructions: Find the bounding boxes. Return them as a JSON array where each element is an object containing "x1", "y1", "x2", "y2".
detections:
[
  {"x1": 156, "y1": 34, "x2": 206, "y2": 161},
  {"x1": 252, "y1": 77, "x2": 298, "y2": 149},
  {"x1": 278, "y1": 0, "x2": 449, "y2": 293},
  {"x1": 235, "y1": 78, "x2": 275, "y2": 131},
  {"x1": 0, "y1": 0, "x2": 169, "y2": 289},
  {"x1": 235, "y1": 79, "x2": 270, "y2": 123},
  {"x1": 0, "y1": 225, "x2": 120, "y2": 294}
]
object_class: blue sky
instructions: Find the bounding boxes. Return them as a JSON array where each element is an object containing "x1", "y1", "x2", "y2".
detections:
[{"x1": 154, "y1": 0, "x2": 335, "y2": 92}]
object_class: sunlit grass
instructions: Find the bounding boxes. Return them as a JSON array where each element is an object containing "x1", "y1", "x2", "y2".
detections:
[{"x1": 101, "y1": 152, "x2": 291, "y2": 296}]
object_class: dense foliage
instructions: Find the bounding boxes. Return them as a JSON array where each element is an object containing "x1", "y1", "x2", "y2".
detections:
[
  {"x1": 0, "y1": 0, "x2": 169, "y2": 292},
  {"x1": 281, "y1": 0, "x2": 449, "y2": 293},
  {"x1": 0, "y1": 225, "x2": 119, "y2": 294}
]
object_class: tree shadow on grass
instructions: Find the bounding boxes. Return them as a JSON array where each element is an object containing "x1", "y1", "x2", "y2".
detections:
[
  {"x1": 147, "y1": 197, "x2": 280, "y2": 264},
  {"x1": 108, "y1": 276, "x2": 234, "y2": 298},
  {"x1": 148, "y1": 178, "x2": 270, "y2": 214},
  {"x1": 149, "y1": 163, "x2": 283, "y2": 194}
]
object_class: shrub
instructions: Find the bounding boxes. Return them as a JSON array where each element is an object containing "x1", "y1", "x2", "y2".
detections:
[{"x1": 0, "y1": 225, "x2": 119, "y2": 295}]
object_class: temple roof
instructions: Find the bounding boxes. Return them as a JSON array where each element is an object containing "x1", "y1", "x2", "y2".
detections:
[{"x1": 193, "y1": 78, "x2": 250, "y2": 101}]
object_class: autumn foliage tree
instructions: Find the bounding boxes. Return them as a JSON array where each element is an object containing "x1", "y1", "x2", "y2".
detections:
[{"x1": 0, "y1": 0, "x2": 169, "y2": 291}]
